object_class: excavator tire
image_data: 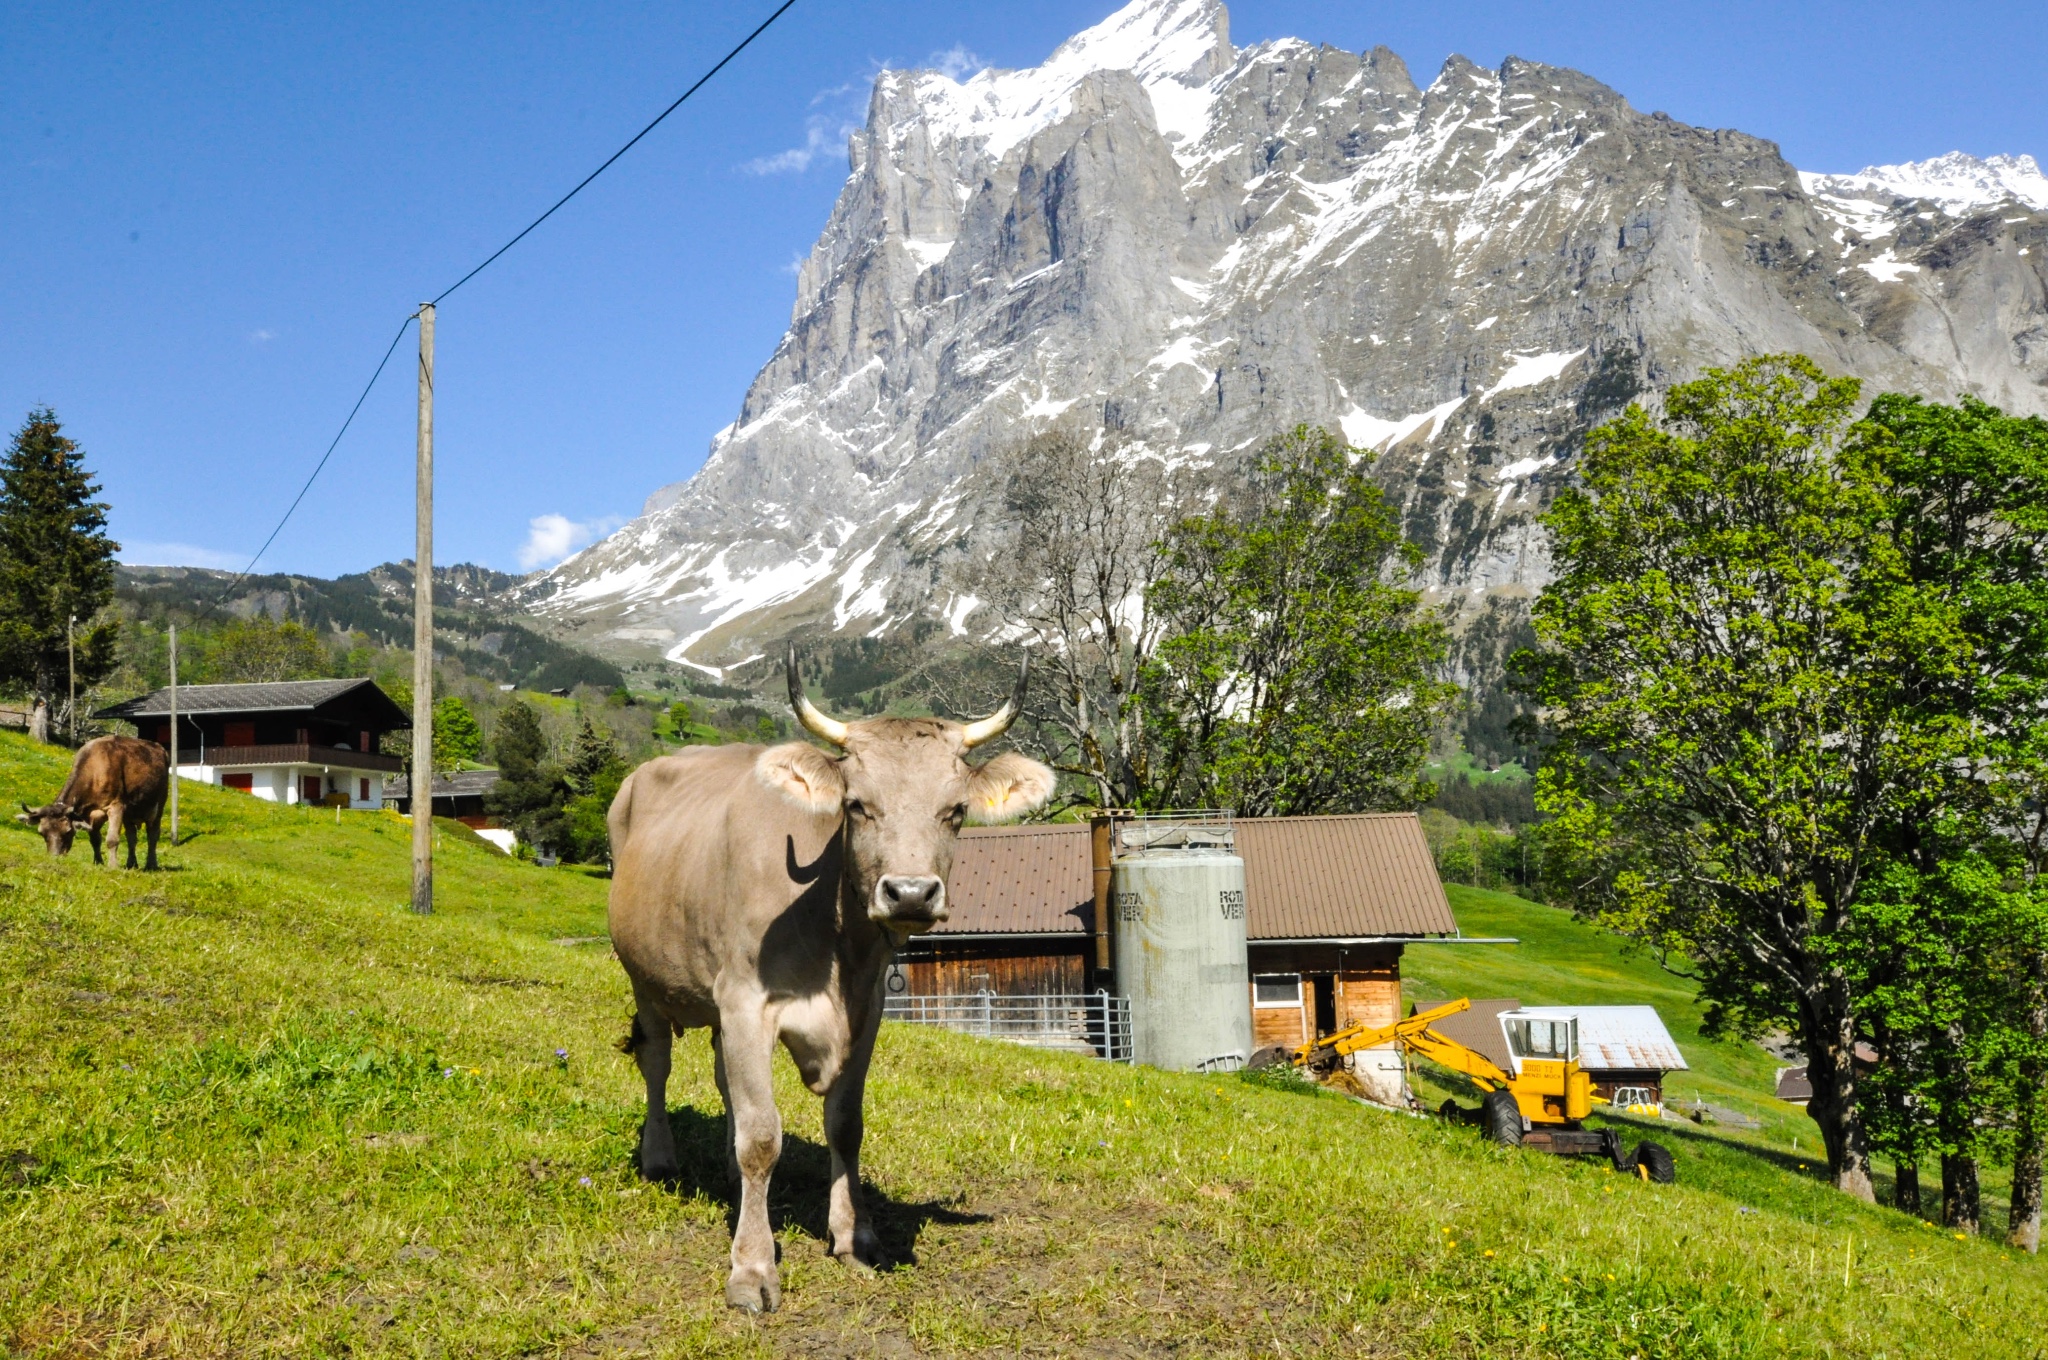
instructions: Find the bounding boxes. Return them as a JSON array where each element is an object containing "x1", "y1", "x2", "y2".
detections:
[
  {"x1": 1633, "y1": 1140, "x2": 1676, "y2": 1183},
  {"x1": 1482, "y1": 1090, "x2": 1524, "y2": 1147}
]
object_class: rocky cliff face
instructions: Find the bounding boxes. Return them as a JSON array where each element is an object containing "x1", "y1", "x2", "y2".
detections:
[{"x1": 526, "y1": 0, "x2": 2048, "y2": 672}]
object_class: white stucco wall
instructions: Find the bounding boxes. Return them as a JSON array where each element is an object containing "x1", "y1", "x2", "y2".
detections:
[{"x1": 177, "y1": 764, "x2": 386, "y2": 809}]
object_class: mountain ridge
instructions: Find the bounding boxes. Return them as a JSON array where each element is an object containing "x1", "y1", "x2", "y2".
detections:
[{"x1": 527, "y1": 0, "x2": 2048, "y2": 674}]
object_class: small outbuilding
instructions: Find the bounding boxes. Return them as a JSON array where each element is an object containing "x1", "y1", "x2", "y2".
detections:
[
  {"x1": 385, "y1": 769, "x2": 503, "y2": 827},
  {"x1": 98, "y1": 678, "x2": 408, "y2": 809}
]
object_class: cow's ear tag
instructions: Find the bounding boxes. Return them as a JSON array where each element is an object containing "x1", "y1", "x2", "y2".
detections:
[
  {"x1": 755, "y1": 742, "x2": 847, "y2": 814},
  {"x1": 965, "y1": 752, "x2": 1056, "y2": 823}
]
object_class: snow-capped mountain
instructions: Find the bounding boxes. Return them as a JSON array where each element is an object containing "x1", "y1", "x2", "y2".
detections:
[
  {"x1": 527, "y1": 0, "x2": 2048, "y2": 671},
  {"x1": 1803, "y1": 152, "x2": 2048, "y2": 216}
]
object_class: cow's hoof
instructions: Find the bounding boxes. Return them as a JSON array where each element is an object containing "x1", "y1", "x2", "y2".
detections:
[
  {"x1": 725, "y1": 1271, "x2": 780, "y2": 1313},
  {"x1": 639, "y1": 1159, "x2": 678, "y2": 1183},
  {"x1": 832, "y1": 1226, "x2": 882, "y2": 1273}
]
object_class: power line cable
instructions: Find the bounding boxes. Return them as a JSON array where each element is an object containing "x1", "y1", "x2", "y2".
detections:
[
  {"x1": 433, "y1": 0, "x2": 799, "y2": 306},
  {"x1": 203, "y1": 314, "x2": 415, "y2": 614},
  {"x1": 201, "y1": 0, "x2": 799, "y2": 612}
]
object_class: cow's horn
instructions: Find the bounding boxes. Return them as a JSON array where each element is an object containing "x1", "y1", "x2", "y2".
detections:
[
  {"x1": 962, "y1": 654, "x2": 1030, "y2": 749},
  {"x1": 786, "y1": 644, "x2": 849, "y2": 747}
]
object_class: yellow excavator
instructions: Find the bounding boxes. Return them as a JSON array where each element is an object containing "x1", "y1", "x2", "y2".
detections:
[{"x1": 1254, "y1": 997, "x2": 1675, "y2": 1182}]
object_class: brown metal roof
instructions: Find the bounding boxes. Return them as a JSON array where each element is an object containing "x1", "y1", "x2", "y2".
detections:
[
  {"x1": 941, "y1": 812, "x2": 1457, "y2": 941},
  {"x1": 937, "y1": 823, "x2": 1094, "y2": 935},
  {"x1": 1234, "y1": 814, "x2": 1458, "y2": 939}
]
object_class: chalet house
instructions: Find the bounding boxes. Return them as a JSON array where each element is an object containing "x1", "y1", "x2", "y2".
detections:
[
  {"x1": 97, "y1": 678, "x2": 408, "y2": 810},
  {"x1": 895, "y1": 812, "x2": 1464, "y2": 1089}
]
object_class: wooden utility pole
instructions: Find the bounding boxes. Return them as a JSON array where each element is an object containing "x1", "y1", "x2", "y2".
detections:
[
  {"x1": 168, "y1": 623, "x2": 179, "y2": 846},
  {"x1": 411, "y1": 303, "x2": 435, "y2": 915},
  {"x1": 67, "y1": 614, "x2": 76, "y2": 744}
]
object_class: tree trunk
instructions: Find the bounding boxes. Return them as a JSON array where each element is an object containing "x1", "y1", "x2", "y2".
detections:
[
  {"x1": 2011, "y1": 1132, "x2": 2043, "y2": 1254},
  {"x1": 27, "y1": 697, "x2": 50, "y2": 745},
  {"x1": 1800, "y1": 995, "x2": 1876, "y2": 1201},
  {"x1": 1895, "y1": 1161, "x2": 1921, "y2": 1216},
  {"x1": 1942, "y1": 1154, "x2": 1980, "y2": 1234}
]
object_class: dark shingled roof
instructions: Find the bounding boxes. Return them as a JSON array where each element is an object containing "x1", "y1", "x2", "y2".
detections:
[
  {"x1": 97, "y1": 678, "x2": 410, "y2": 727},
  {"x1": 940, "y1": 812, "x2": 1457, "y2": 941},
  {"x1": 387, "y1": 769, "x2": 501, "y2": 800}
]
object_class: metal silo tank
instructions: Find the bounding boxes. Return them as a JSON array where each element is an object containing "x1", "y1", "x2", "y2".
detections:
[{"x1": 1111, "y1": 816, "x2": 1252, "y2": 1071}]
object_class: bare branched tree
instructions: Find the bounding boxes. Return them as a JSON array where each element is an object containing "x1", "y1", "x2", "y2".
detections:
[{"x1": 948, "y1": 428, "x2": 1203, "y2": 808}]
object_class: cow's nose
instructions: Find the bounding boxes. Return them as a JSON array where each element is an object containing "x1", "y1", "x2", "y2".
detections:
[{"x1": 877, "y1": 875, "x2": 946, "y2": 921}]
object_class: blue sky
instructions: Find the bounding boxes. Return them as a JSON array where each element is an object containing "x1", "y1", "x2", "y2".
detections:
[{"x1": 5, "y1": 0, "x2": 2042, "y2": 580}]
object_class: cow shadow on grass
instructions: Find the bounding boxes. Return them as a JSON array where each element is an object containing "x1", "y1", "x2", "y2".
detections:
[{"x1": 641, "y1": 1102, "x2": 990, "y2": 1268}]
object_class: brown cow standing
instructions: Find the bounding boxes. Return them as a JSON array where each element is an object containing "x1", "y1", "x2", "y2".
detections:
[
  {"x1": 17, "y1": 734, "x2": 170, "y2": 869},
  {"x1": 607, "y1": 646, "x2": 1053, "y2": 1312}
]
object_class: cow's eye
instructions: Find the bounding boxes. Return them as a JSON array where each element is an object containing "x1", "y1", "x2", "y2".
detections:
[
  {"x1": 845, "y1": 799, "x2": 868, "y2": 821},
  {"x1": 946, "y1": 803, "x2": 967, "y2": 826}
]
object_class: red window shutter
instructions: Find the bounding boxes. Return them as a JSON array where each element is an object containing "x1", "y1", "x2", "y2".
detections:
[
  {"x1": 224, "y1": 722, "x2": 256, "y2": 747},
  {"x1": 223, "y1": 774, "x2": 253, "y2": 792},
  {"x1": 360, "y1": 778, "x2": 370, "y2": 802}
]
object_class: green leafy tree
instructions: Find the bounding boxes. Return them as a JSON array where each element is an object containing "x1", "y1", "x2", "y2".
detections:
[
  {"x1": 432, "y1": 696, "x2": 482, "y2": 768},
  {"x1": 1522, "y1": 356, "x2": 1928, "y2": 1200},
  {"x1": 485, "y1": 699, "x2": 566, "y2": 854},
  {"x1": 206, "y1": 616, "x2": 330, "y2": 683},
  {"x1": 0, "y1": 409, "x2": 118, "y2": 741},
  {"x1": 1142, "y1": 425, "x2": 1457, "y2": 815},
  {"x1": 1843, "y1": 391, "x2": 2048, "y2": 1242}
]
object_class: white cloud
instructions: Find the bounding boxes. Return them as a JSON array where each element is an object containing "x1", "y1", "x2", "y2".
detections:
[
  {"x1": 118, "y1": 541, "x2": 252, "y2": 571},
  {"x1": 518, "y1": 513, "x2": 624, "y2": 571},
  {"x1": 248, "y1": 328, "x2": 276, "y2": 344},
  {"x1": 928, "y1": 44, "x2": 986, "y2": 81},
  {"x1": 742, "y1": 115, "x2": 857, "y2": 176}
]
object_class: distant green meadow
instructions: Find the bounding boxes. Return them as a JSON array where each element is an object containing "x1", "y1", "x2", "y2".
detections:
[{"x1": 0, "y1": 732, "x2": 2040, "y2": 1357}]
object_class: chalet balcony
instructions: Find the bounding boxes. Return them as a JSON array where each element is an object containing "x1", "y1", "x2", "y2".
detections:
[{"x1": 171, "y1": 742, "x2": 404, "y2": 773}]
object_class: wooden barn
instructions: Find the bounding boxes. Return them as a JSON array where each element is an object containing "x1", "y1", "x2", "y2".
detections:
[{"x1": 891, "y1": 812, "x2": 1462, "y2": 1082}]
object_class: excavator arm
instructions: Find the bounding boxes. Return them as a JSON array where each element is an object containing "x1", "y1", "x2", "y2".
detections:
[{"x1": 1293, "y1": 998, "x2": 1511, "y2": 1085}]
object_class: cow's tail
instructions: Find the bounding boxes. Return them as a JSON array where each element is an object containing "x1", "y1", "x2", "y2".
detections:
[{"x1": 618, "y1": 1012, "x2": 646, "y2": 1056}]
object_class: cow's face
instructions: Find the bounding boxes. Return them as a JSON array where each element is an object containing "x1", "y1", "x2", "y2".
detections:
[
  {"x1": 17, "y1": 802, "x2": 77, "y2": 856},
  {"x1": 761, "y1": 649, "x2": 1054, "y2": 934}
]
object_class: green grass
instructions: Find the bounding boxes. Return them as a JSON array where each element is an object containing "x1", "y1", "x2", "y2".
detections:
[{"x1": 1, "y1": 732, "x2": 2042, "y2": 1357}]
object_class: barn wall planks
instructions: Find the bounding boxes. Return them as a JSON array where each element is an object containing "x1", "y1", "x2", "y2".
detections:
[
  {"x1": 1246, "y1": 944, "x2": 1405, "y2": 1050},
  {"x1": 894, "y1": 939, "x2": 1090, "y2": 998}
]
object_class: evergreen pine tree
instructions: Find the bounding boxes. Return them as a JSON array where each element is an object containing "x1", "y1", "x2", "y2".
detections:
[
  {"x1": 0, "y1": 409, "x2": 119, "y2": 741},
  {"x1": 565, "y1": 715, "x2": 623, "y2": 796}
]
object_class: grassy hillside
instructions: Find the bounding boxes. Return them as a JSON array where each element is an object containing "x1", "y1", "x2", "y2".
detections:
[{"x1": 1, "y1": 733, "x2": 2042, "y2": 1357}]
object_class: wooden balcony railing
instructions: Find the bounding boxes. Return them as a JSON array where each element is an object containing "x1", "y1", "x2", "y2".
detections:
[{"x1": 173, "y1": 743, "x2": 404, "y2": 773}]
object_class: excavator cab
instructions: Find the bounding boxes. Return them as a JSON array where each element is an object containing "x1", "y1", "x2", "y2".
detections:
[{"x1": 1500, "y1": 1011, "x2": 1595, "y2": 1123}]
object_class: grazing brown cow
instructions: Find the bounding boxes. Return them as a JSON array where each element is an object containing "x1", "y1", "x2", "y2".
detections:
[
  {"x1": 17, "y1": 734, "x2": 170, "y2": 869},
  {"x1": 607, "y1": 646, "x2": 1053, "y2": 1312}
]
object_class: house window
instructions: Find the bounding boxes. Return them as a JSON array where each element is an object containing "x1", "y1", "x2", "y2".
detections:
[
  {"x1": 359, "y1": 778, "x2": 370, "y2": 802},
  {"x1": 223, "y1": 722, "x2": 256, "y2": 746},
  {"x1": 1253, "y1": 973, "x2": 1302, "y2": 1007},
  {"x1": 222, "y1": 774, "x2": 253, "y2": 793}
]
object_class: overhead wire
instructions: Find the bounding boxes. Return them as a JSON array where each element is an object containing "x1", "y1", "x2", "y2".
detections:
[{"x1": 200, "y1": 0, "x2": 800, "y2": 615}]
